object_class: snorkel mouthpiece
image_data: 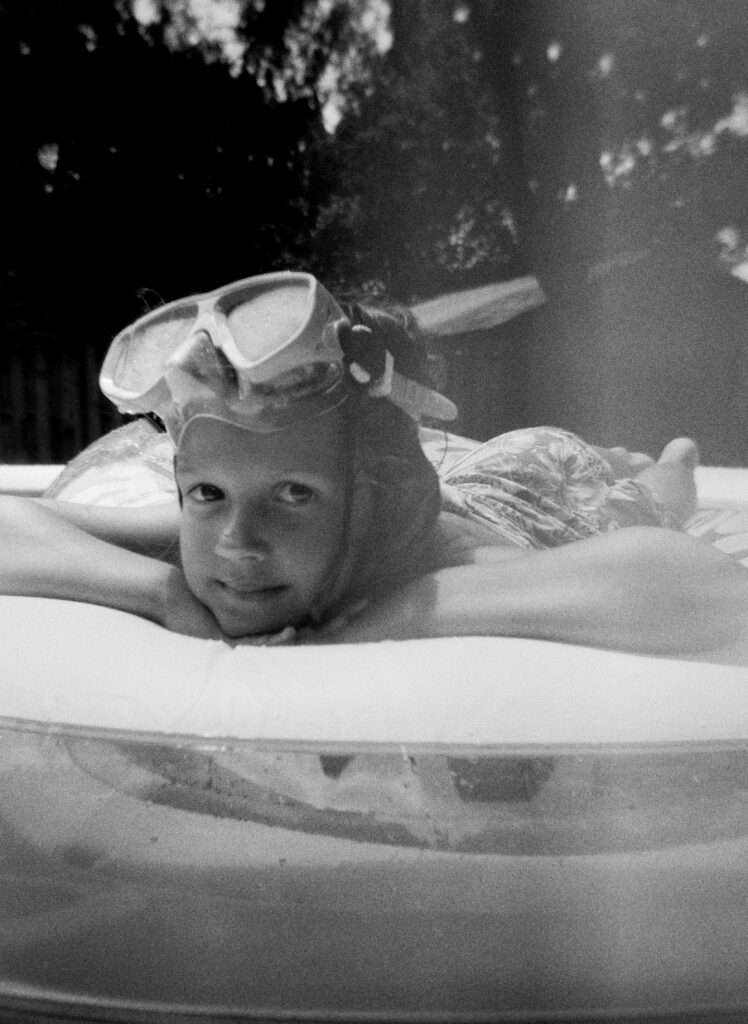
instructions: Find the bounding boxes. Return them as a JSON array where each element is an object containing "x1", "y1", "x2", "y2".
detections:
[{"x1": 100, "y1": 271, "x2": 457, "y2": 444}]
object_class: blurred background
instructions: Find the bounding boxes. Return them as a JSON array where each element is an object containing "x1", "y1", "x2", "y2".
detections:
[{"x1": 1, "y1": 0, "x2": 746, "y2": 464}]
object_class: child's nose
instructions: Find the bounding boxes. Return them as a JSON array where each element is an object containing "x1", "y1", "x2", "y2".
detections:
[{"x1": 214, "y1": 514, "x2": 270, "y2": 563}]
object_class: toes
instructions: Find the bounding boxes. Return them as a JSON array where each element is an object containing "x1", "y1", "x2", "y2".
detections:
[
  {"x1": 658, "y1": 438, "x2": 700, "y2": 467},
  {"x1": 628, "y1": 452, "x2": 656, "y2": 471}
]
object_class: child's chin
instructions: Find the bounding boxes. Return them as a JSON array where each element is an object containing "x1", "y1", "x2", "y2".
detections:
[
  {"x1": 216, "y1": 604, "x2": 303, "y2": 640},
  {"x1": 208, "y1": 585, "x2": 300, "y2": 639},
  {"x1": 220, "y1": 615, "x2": 286, "y2": 639}
]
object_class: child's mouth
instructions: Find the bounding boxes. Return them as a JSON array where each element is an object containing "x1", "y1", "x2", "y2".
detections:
[{"x1": 218, "y1": 581, "x2": 287, "y2": 603}]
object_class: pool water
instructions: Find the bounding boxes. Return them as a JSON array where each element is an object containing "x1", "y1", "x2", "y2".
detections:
[{"x1": 2, "y1": 725, "x2": 748, "y2": 1020}]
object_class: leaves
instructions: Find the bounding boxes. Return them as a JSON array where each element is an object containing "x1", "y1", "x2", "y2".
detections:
[{"x1": 3, "y1": 0, "x2": 748, "y2": 350}]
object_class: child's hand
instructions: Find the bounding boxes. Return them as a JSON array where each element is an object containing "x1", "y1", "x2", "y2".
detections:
[
  {"x1": 292, "y1": 601, "x2": 371, "y2": 644},
  {"x1": 228, "y1": 600, "x2": 372, "y2": 647},
  {"x1": 158, "y1": 570, "x2": 300, "y2": 645},
  {"x1": 229, "y1": 626, "x2": 297, "y2": 647},
  {"x1": 159, "y1": 566, "x2": 225, "y2": 640}
]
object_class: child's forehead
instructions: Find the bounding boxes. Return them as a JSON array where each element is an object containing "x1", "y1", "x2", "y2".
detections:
[{"x1": 176, "y1": 414, "x2": 348, "y2": 476}]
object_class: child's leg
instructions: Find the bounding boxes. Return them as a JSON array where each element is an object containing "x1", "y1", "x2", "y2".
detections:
[{"x1": 633, "y1": 438, "x2": 699, "y2": 527}]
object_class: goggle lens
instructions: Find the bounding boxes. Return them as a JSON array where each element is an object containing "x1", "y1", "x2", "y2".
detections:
[
  {"x1": 100, "y1": 272, "x2": 458, "y2": 440},
  {"x1": 113, "y1": 311, "x2": 197, "y2": 391},
  {"x1": 112, "y1": 278, "x2": 319, "y2": 396},
  {"x1": 224, "y1": 279, "x2": 312, "y2": 365}
]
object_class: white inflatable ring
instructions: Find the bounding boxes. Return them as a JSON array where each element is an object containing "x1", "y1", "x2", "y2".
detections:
[
  {"x1": 1, "y1": 594, "x2": 746, "y2": 744},
  {"x1": 1, "y1": 460, "x2": 747, "y2": 1018}
]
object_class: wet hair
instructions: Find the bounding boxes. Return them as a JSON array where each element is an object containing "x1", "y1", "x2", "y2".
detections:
[{"x1": 315, "y1": 299, "x2": 442, "y2": 620}]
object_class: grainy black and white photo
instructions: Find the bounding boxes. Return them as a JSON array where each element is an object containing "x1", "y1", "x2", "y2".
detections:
[{"x1": 0, "y1": 1, "x2": 747, "y2": 1020}]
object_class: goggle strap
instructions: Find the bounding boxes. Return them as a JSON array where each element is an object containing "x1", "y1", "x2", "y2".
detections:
[
  {"x1": 365, "y1": 350, "x2": 395, "y2": 398},
  {"x1": 343, "y1": 324, "x2": 456, "y2": 421},
  {"x1": 387, "y1": 372, "x2": 458, "y2": 422},
  {"x1": 348, "y1": 351, "x2": 456, "y2": 420}
]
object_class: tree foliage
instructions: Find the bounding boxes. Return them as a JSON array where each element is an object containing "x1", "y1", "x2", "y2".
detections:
[
  {"x1": 310, "y1": 0, "x2": 524, "y2": 300},
  {"x1": 312, "y1": 0, "x2": 748, "y2": 299},
  {"x1": 0, "y1": 0, "x2": 332, "y2": 339},
  {"x1": 504, "y1": 0, "x2": 748, "y2": 293},
  {"x1": 2, "y1": 0, "x2": 748, "y2": 329}
]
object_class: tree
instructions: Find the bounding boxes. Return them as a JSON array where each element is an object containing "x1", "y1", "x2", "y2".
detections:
[
  {"x1": 498, "y1": 0, "x2": 748, "y2": 292},
  {"x1": 310, "y1": 0, "x2": 748, "y2": 300},
  {"x1": 0, "y1": 0, "x2": 333, "y2": 338},
  {"x1": 310, "y1": 0, "x2": 524, "y2": 300}
]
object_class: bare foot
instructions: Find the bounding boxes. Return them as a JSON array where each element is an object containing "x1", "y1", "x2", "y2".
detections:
[
  {"x1": 658, "y1": 437, "x2": 699, "y2": 468},
  {"x1": 635, "y1": 438, "x2": 699, "y2": 526}
]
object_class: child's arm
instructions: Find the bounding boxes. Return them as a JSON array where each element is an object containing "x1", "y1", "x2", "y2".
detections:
[
  {"x1": 0, "y1": 496, "x2": 221, "y2": 638},
  {"x1": 33, "y1": 497, "x2": 181, "y2": 560},
  {"x1": 327, "y1": 527, "x2": 748, "y2": 655}
]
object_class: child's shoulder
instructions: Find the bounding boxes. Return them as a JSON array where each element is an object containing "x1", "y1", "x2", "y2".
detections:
[{"x1": 428, "y1": 511, "x2": 526, "y2": 569}]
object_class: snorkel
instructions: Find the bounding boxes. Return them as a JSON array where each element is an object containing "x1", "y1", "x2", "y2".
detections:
[
  {"x1": 101, "y1": 272, "x2": 455, "y2": 442},
  {"x1": 100, "y1": 272, "x2": 457, "y2": 630}
]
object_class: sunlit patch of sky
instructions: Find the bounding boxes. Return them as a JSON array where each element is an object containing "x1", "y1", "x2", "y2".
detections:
[
  {"x1": 714, "y1": 91, "x2": 748, "y2": 137},
  {"x1": 181, "y1": 0, "x2": 244, "y2": 70},
  {"x1": 484, "y1": 128, "x2": 501, "y2": 163},
  {"x1": 500, "y1": 207, "x2": 517, "y2": 241},
  {"x1": 716, "y1": 225, "x2": 748, "y2": 280},
  {"x1": 37, "y1": 143, "x2": 59, "y2": 172},
  {"x1": 129, "y1": 0, "x2": 393, "y2": 132},
  {"x1": 437, "y1": 205, "x2": 492, "y2": 270},
  {"x1": 359, "y1": 0, "x2": 392, "y2": 46},
  {"x1": 657, "y1": 93, "x2": 748, "y2": 160},
  {"x1": 599, "y1": 145, "x2": 636, "y2": 185},
  {"x1": 660, "y1": 107, "x2": 686, "y2": 131},
  {"x1": 595, "y1": 52, "x2": 614, "y2": 77},
  {"x1": 132, "y1": 0, "x2": 160, "y2": 26},
  {"x1": 560, "y1": 183, "x2": 577, "y2": 203},
  {"x1": 318, "y1": 0, "x2": 393, "y2": 133},
  {"x1": 600, "y1": 91, "x2": 748, "y2": 188},
  {"x1": 437, "y1": 201, "x2": 516, "y2": 270},
  {"x1": 132, "y1": 0, "x2": 245, "y2": 71},
  {"x1": 78, "y1": 24, "x2": 98, "y2": 51}
]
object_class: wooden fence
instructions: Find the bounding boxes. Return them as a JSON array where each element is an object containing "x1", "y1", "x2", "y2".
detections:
[{"x1": 0, "y1": 333, "x2": 124, "y2": 464}]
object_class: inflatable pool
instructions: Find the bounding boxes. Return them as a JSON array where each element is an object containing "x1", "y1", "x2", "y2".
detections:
[{"x1": 0, "y1": 445, "x2": 747, "y2": 1022}]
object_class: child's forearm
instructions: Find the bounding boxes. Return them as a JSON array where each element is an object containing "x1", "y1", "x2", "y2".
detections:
[
  {"x1": 0, "y1": 495, "x2": 172, "y2": 624},
  {"x1": 330, "y1": 529, "x2": 748, "y2": 654},
  {"x1": 1, "y1": 496, "x2": 222, "y2": 639},
  {"x1": 33, "y1": 497, "x2": 181, "y2": 560}
]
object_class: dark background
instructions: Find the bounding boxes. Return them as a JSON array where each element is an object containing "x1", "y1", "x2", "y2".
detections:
[{"x1": 1, "y1": 0, "x2": 746, "y2": 463}]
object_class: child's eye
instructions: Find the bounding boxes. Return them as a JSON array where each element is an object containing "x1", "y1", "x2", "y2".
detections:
[
  {"x1": 189, "y1": 483, "x2": 224, "y2": 503},
  {"x1": 275, "y1": 482, "x2": 314, "y2": 505}
]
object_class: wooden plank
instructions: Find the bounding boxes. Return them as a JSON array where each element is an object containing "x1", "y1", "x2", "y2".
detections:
[
  {"x1": 61, "y1": 350, "x2": 85, "y2": 458},
  {"x1": 10, "y1": 349, "x2": 27, "y2": 462},
  {"x1": 33, "y1": 346, "x2": 52, "y2": 462},
  {"x1": 84, "y1": 341, "x2": 102, "y2": 444}
]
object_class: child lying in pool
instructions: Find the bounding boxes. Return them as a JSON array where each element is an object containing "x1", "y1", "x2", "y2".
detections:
[{"x1": 1, "y1": 272, "x2": 745, "y2": 654}]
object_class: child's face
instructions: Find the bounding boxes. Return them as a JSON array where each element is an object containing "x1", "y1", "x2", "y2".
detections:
[{"x1": 175, "y1": 414, "x2": 349, "y2": 637}]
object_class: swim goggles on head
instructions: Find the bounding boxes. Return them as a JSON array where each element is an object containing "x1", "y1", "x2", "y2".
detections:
[{"x1": 100, "y1": 271, "x2": 457, "y2": 442}]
